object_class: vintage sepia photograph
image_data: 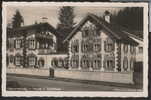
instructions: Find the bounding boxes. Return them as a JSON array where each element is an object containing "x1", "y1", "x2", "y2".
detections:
[{"x1": 2, "y1": 2, "x2": 148, "y2": 97}]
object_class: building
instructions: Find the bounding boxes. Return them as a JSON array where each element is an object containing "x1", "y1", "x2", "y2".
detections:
[
  {"x1": 62, "y1": 12, "x2": 139, "y2": 83},
  {"x1": 7, "y1": 22, "x2": 58, "y2": 69},
  {"x1": 123, "y1": 31, "x2": 143, "y2": 62}
]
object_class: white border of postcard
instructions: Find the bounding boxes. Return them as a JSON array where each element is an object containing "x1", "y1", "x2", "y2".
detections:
[{"x1": 2, "y1": 2, "x2": 149, "y2": 97}]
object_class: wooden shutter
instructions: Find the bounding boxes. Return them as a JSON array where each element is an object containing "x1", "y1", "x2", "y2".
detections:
[
  {"x1": 104, "y1": 41, "x2": 106, "y2": 52},
  {"x1": 14, "y1": 40, "x2": 16, "y2": 48},
  {"x1": 35, "y1": 56, "x2": 37, "y2": 66},
  {"x1": 14, "y1": 56, "x2": 16, "y2": 65}
]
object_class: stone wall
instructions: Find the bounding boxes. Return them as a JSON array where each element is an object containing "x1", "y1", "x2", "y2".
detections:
[
  {"x1": 7, "y1": 68, "x2": 134, "y2": 84},
  {"x1": 54, "y1": 69, "x2": 134, "y2": 84},
  {"x1": 7, "y1": 67, "x2": 50, "y2": 77}
]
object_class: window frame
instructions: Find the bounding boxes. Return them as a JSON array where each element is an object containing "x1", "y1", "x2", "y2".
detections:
[
  {"x1": 28, "y1": 55, "x2": 36, "y2": 66},
  {"x1": 71, "y1": 55, "x2": 79, "y2": 68},
  {"x1": 15, "y1": 39, "x2": 22, "y2": 49},
  {"x1": 15, "y1": 55, "x2": 22, "y2": 66},
  {"x1": 28, "y1": 39, "x2": 36, "y2": 49},
  {"x1": 104, "y1": 38, "x2": 114, "y2": 52}
]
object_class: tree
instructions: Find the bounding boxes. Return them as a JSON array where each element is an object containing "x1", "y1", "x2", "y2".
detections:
[
  {"x1": 57, "y1": 6, "x2": 75, "y2": 53},
  {"x1": 12, "y1": 10, "x2": 24, "y2": 28},
  {"x1": 111, "y1": 7, "x2": 143, "y2": 31}
]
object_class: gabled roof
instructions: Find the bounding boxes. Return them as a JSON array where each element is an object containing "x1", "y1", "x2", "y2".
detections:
[
  {"x1": 64, "y1": 13, "x2": 139, "y2": 45},
  {"x1": 7, "y1": 22, "x2": 58, "y2": 38}
]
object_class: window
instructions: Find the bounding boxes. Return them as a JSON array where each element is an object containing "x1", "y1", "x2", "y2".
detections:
[
  {"x1": 104, "y1": 38, "x2": 114, "y2": 52},
  {"x1": 10, "y1": 55, "x2": 14, "y2": 63},
  {"x1": 71, "y1": 55, "x2": 79, "y2": 68},
  {"x1": 104, "y1": 60, "x2": 115, "y2": 71},
  {"x1": 71, "y1": 40, "x2": 79, "y2": 53},
  {"x1": 93, "y1": 59, "x2": 101, "y2": 69},
  {"x1": 71, "y1": 45, "x2": 79, "y2": 53},
  {"x1": 93, "y1": 39, "x2": 101, "y2": 52},
  {"x1": 81, "y1": 41, "x2": 89, "y2": 52},
  {"x1": 29, "y1": 39, "x2": 35, "y2": 49},
  {"x1": 123, "y1": 57, "x2": 128, "y2": 71},
  {"x1": 124, "y1": 44, "x2": 128, "y2": 53},
  {"x1": 15, "y1": 56, "x2": 22, "y2": 66},
  {"x1": 82, "y1": 29, "x2": 89, "y2": 38},
  {"x1": 29, "y1": 56, "x2": 36, "y2": 66},
  {"x1": 83, "y1": 44, "x2": 88, "y2": 52},
  {"x1": 81, "y1": 56, "x2": 89, "y2": 68},
  {"x1": 130, "y1": 45, "x2": 135, "y2": 54},
  {"x1": 15, "y1": 39, "x2": 22, "y2": 49},
  {"x1": 139, "y1": 47, "x2": 143, "y2": 53}
]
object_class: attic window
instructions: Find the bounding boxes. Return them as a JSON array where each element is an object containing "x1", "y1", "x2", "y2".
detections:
[{"x1": 82, "y1": 29, "x2": 89, "y2": 37}]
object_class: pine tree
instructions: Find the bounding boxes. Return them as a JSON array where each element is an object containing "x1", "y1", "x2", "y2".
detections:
[
  {"x1": 111, "y1": 7, "x2": 143, "y2": 31},
  {"x1": 12, "y1": 10, "x2": 24, "y2": 28},
  {"x1": 57, "y1": 6, "x2": 75, "y2": 53}
]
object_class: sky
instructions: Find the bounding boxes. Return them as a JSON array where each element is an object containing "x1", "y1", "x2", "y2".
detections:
[{"x1": 6, "y1": 5, "x2": 124, "y2": 28}]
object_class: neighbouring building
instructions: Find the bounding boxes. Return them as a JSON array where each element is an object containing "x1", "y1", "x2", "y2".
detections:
[
  {"x1": 62, "y1": 12, "x2": 139, "y2": 83},
  {"x1": 123, "y1": 31, "x2": 143, "y2": 62},
  {"x1": 7, "y1": 22, "x2": 58, "y2": 69}
]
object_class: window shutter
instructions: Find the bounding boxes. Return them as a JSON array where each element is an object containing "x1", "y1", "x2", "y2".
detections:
[
  {"x1": 35, "y1": 40, "x2": 37, "y2": 49},
  {"x1": 27, "y1": 40, "x2": 29, "y2": 49},
  {"x1": 112, "y1": 43, "x2": 115, "y2": 51},
  {"x1": 14, "y1": 56, "x2": 16, "y2": 65},
  {"x1": 35, "y1": 56, "x2": 37, "y2": 66},
  {"x1": 71, "y1": 45, "x2": 73, "y2": 53},
  {"x1": 14, "y1": 40, "x2": 16, "y2": 48},
  {"x1": 21, "y1": 56, "x2": 23, "y2": 65},
  {"x1": 26, "y1": 56, "x2": 29, "y2": 67},
  {"x1": 104, "y1": 41, "x2": 106, "y2": 52},
  {"x1": 20, "y1": 39, "x2": 22, "y2": 48}
]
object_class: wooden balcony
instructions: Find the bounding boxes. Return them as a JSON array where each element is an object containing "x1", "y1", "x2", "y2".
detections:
[{"x1": 38, "y1": 49, "x2": 55, "y2": 55}]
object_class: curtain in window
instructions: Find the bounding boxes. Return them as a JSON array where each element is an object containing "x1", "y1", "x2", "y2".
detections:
[
  {"x1": 123, "y1": 56, "x2": 128, "y2": 71},
  {"x1": 70, "y1": 55, "x2": 79, "y2": 68},
  {"x1": 92, "y1": 55, "x2": 101, "y2": 70},
  {"x1": 15, "y1": 54, "x2": 23, "y2": 66},
  {"x1": 104, "y1": 38, "x2": 114, "y2": 52},
  {"x1": 104, "y1": 55, "x2": 115, "y2": 71},
  {"x1": 81, "y1": 55, "x2": 90, "y2": 69},
  {"x1": 28, "y1": 54, "x2": 37, "y2": 67}
]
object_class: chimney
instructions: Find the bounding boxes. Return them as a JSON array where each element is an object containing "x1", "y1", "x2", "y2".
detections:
[
  {"x1": 41, "y1": 17, "x2": 48, "y2": 23},
  {"x1": 104, "y1": 11, "x2": 111, "y2": 23}
]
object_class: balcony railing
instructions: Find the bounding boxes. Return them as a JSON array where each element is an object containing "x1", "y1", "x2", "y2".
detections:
[{"x1": 38, "y1": 49, "x2": 55, "y2": 54}]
